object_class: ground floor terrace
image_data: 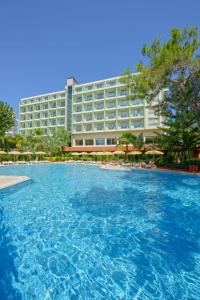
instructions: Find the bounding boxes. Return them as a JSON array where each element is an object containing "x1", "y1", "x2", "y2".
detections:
[{"x1": 71, "y1": 128, "x2": 162, "y2": 147}]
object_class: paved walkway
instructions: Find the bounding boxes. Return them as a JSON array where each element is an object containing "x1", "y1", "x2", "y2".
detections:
[{"x1": 0, "y1": 176, "x2": 30, "y2": 190}]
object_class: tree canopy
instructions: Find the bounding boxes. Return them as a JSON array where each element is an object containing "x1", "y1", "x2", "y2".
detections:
[
  {"x1": 0, "y1": 101, "x2": 15, "y2": 136},
  {"x1": 122, "y1": 26, "x2": 200, "y2": 161}
]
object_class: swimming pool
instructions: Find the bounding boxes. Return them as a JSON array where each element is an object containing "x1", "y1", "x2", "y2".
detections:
[{"x1": 0, "y1": 164, "x2": 200, "y2": 299}]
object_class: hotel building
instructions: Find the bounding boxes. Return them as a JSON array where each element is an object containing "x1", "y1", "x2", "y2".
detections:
[{"x1": 19, "y1": 75, "x2": 165, "y2": 148}]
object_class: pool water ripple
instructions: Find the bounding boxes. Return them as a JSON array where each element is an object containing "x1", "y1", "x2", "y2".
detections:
[{"x1": 0, "y1": 164, "x2": 200, "y2": 299}]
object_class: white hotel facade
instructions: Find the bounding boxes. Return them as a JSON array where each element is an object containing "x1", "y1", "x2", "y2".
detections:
[{"x1": 19, "y1": 75, "x2": 165, "y2": 147}]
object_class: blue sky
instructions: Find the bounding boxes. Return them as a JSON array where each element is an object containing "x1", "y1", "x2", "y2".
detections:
[{"x1": 0, "y1": 0, "x2": 199, "y2": 114}]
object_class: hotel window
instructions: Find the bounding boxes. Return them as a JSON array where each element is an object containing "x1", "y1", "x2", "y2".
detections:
[
  {"x1": 44, "y1": 112, "x2": 48, "y2": 118},
  {"x1": 75, "y1": 139, "x2": 83, "y2": 146},
  {"x1": 75, "y1": 87, "x2": 82, "y2": 93},
  {"x1": 85, "y1": 139, "x2": 94, "y2": 146},
  {"x1": 51, "y1": 103, "x2": 56, "y2": 108},
  {"x1": 107, "y1": 81, "x2": 116, "y2": 87},
  {"x1": 130, "y1": 99, "x2": 144, "y2": 106},
  {"x1": 107, "y1": 138, "x2": 116, "y2": 145},
  {"x1": 85, "y1": 114, "x2": 92, "y2": 121},
  {"x1": 131, "y1": 120, "x2": 144, "y2": 128},
  {"x1": 59, "y1": 119, "x2": 65, "y2": 125},
  {"x1": 75, "y1": 125, "x2": 82, "y2": 132},
  {"x1": 107, "y1": 111, "x2": 116, "y2": 119},
  {"x1": 131, "y1": 108, "x2": 144, "y2": 116},
  {"x1": 59, "y1": 110, "x2": 65, "y2": 116},
  {"x1": 53, "y1": 94, "x2": 57, "y2": 99},
  {"x1": 75, "y1": 115, "x2": 82, "y2": 122},
  {"x1": 86, "y1": 85, "x2": 93, "y2": 90},
  {"x1": 96, "y1": 83, "x2": 104, "y2": 89},
  {"x1": 95, "y1": 139, "x2": 105, "y2": 145},
  {"x1": 107, "y1": 122, "x2": 116, "y2": 129},
  {"x1": 86, "y1": 94, "x2": 93, "y2": 101},
  {"x1": 120, "y1": 100, "x2": 128, "y2": 107},
  {"x1": 44, "y1": 104, "x2": 48, "y2": 109},
  {"x1": 44, "y1": 96, "x2": 49, "y2": 100},
  {"x1": 107, "y1": 101, "x2": 116, "y2": 108},
  {"x1": 96, "y1": 113, "x2": 104, "y2": 120},
  {"x1": 75, "y1": 96, "x2": 82, "y2": 103},
  {"x1": 75, "y1": 106, "x2": 82, "y2": 112},
  {"x1": 120, "y1": 110, "x2": 129, "y2": 118},
  {"x1": 61, "y1": 93, "x2": 65, "y2": 98},
  {"x1": 96, "y1": 93, "x2": 104, "y2": 99},
  {"x1": 85, "y1": 124, "x2": 92, "y2": 131},
  {"x1": 96, "y1": 123, "x2": 104, "y2": 131},
  {"x1": 35, "y1": 113, "x2": 40, "y2": 119},
  {"x1": 120, "y1": 89, "x2": 128, "y2": 96},
  {"x1": 107, "y1": 90, "x2": 116, "y2": 97},
  {"x1": 85, "y1": 105, "x2": 93, "y2": 111},
  {"x1": 44, "y1": 120, "x2": 48, "y2": 126},
  {"x1": 96, "y1": 103, "x2": 104, "y2": 110},
  {"x1": 120, "y1": 121, "x2": 129, "y2": 129}
]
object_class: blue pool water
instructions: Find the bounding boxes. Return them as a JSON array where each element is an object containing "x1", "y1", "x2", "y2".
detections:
[{"x1": 0, "y1": 164, "x2": 200, "y2": 300}]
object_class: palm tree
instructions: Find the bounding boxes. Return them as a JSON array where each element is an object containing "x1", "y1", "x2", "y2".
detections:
[
  {"x1": 15, "y1": 135, "x2": 24, "y2": 151},
  {"x1": 118, "y1": 132, "x2": 137, "y2": 160}
]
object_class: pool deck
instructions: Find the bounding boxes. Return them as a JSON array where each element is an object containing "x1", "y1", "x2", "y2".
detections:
[{"x1": 0, "y1": 176, "x2": 30, "y2": 190}]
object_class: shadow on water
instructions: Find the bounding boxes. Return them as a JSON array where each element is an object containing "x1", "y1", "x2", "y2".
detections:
[{"x1": 0, "y1": 207, "x2": 22, "y2": 300}]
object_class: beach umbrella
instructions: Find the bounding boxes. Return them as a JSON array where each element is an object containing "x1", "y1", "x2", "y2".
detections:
[
  {"x1": 103, "y1": 152, "x2": 113, "y2": 155},
  {"x1": 128, "y1": 151, "x2": 142, "y2": 155},
  {"x1": 8, "y1": 150, "x2": 21, "y2": 162},
  {"x1": 94, "y1": 152, "x2": 105, "y2": 155},
  {"x1": 0, "y1": 151, "x2": 6, "y2": 154},
  {"x1": 35, "y1": 151, "x2": 46, "y2": 155},
  {"x1": 8, "y1": 151, "x2": 21, "y2": 155},
  {"x1": 35, "y1": 151, "x2": 46, "y2": 161},
  {"x1": 89, "y1": 152, "x2": 98, "y2": 155},
  {"x1": 0, "y1": 151, "x2": 6, "y2": 162},
  {"x1": 71, "y1": 152, "x2": 81, "y2": 156},
  {"x1": 80, "y1": 152, "x2": 88, "y2": 155},
  {"x1": 22, "y1": 151, "x2": 33, "y2": 155},
  {"x1": 113, "y1": 150, "x2": 125, "y2": 154},
  {"x1": 22, "y1": 151, "x2": 33, "y2": 161},
  {"x1": 145, "y1": 150, "x2": 164, "y2": 155}
]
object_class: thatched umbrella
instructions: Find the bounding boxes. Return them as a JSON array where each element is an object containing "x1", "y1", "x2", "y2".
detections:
[
  {"x1": 8, "y1": 150, "x2": 21, "y2": 162},
  {"x1": 80, "y1": 152, "x2": 88, "y2": 155},
  {"x1": 71, "y1": 152, "x2": 81, "y2": 156},
  {"x1": 103, "y1": 152, "x2": 113, "y2": 155},
  {"x1": 145, "y1": 150, "x2": 164, "y2": 155},
  {"x1": 0, "y1": 151, "x2": 6, "y2": 154},
  {"x1": 91, "y1": 152, "x2": 104, "y2": 155},
  {"x1": 22, "y1": 151, "x2": 34, "y2": 161},
  {"x1": 0, "y1": 151, "x2": 6, "y2": 163},
  {"x1": 113, "y1": 150, "x2": 125, "y2": 154},
  {"x1": 35, "y1": 151, "x2": 46, "y2": 160},
  {"x1": 128, "y1": 151, "x2": 142, "y2": 155}
]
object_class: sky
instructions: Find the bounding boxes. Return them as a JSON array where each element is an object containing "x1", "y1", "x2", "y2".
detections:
[{"x1": 0, "y1": 0, "x2": 200, "y2": 114}]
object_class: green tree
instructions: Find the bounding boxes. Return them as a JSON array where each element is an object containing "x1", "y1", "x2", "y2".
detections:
[
  {"x1": 122, "y1": 27, "x2": 200, "y2": 161},
  {"x1": 134, "y1": 134, "x2": 144, "y2": 150},
  {"x1": 118, "y1": 132, "x2": 136, "y2": 160},
  {"x1": 29, "y1": 129, "x2": 46, "y2": 151},
  {"x1": 45, "y1": 128, "x2": 71, "y2": 155},
  {"x1": 15, "y1": 135, "x2": 25, "y2": 151},
  {"x1": 0, "y1": 101, "x2": 15, "y2": 136}
]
